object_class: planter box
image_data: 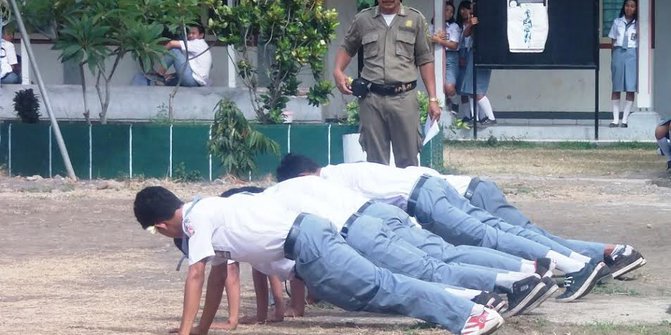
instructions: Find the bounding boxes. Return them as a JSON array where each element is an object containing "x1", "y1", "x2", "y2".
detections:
[{"x1": 0, "y1": 121, "x2": 443, "y2": 180}]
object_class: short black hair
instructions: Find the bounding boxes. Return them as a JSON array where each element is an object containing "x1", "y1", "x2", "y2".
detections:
[
  {"x1": 192, "y1": 24, "x2": 205, "y2": 35},
  {"x1": 275, "y1": 153, "x2": 320, "y2": 182},
  {"x1": 220, "y1": 186, "x2": 265, "y2": 197},
  {"x1": 133, "y1": 186, "x2": 184, "y2": 229}
]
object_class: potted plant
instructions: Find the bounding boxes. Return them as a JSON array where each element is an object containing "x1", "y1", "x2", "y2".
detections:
[{"x1": 13, "y1": 88, "x2": 41, "y2": 123}]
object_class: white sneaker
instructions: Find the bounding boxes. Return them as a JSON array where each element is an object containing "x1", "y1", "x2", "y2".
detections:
[{"x1": 460, "y1": 307, "x2": 504, "y2": 335}]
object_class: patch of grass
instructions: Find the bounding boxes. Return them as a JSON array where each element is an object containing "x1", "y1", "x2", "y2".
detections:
[
  {"x1": 582, "y1": 321, "x2": 671, "y2": 335},
  {"x1": 444, "y1": 140, "x2": 656, "y2": 151},
  {"x1": 591, "y1": 283, "x2": 641, "y2": 296}
]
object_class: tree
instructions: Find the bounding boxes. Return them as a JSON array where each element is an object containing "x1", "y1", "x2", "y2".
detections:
[
  {"x1": 208, "y1": 98, "x2": 279, "y2": 178},
  {"x1": 208, "y1": 0, "x2": 339, "y2": 123},
  {"x1": 20, "y1": 0, "x2": 201, "y2": 124}
]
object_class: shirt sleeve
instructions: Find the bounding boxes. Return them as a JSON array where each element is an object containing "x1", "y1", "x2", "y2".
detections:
[
  {"x1": 447, "y1": 24, "x2": 461, "y2": 44},
  {"x1": 608, "y1": 19, "x2": 618, "y2": 41},
  {"x1": 341, "y1": 15, "x2": 363, "y2": 57},
  {"x1": 6, "y1": 43, "x2": 17, "y2": 65},
  {"x1": 414, "y1": 15, "x2": 434, "y2": 66},
  {"x1": 184, "y1": 212, "x2": 215, "y2": 265}
]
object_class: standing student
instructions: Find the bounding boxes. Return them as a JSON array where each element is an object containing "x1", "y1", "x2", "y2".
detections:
[
  {"x1": 456, "y1": 1, "x2": 496, "y2": 126},
  {"x1": 608, "y1": 0, "x2": 638, "y2": 128},
  {"x1": 431, "y1": 2, "x2": 461, "y2": 112}
]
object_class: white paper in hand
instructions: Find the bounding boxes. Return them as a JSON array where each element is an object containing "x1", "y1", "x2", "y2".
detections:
[{"x1": 423, "y1": 118, "x2": 440, "y2": 146}]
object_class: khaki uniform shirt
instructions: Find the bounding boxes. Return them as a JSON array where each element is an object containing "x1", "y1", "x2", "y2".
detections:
[{"x1": 342, "y1": 5, "x2": 433, "y2": 85}]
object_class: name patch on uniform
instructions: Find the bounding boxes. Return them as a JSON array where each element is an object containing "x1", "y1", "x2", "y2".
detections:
[{"x1": 405, "y1": 19, "x2": 413, "y2": 28}]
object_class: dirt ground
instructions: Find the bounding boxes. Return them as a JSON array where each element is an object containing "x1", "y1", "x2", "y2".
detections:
[{"x1": 1, "y1": 145, "x2": 670, "y2": 335}]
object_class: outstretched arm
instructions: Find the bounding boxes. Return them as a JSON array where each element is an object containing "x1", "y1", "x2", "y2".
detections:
[{"x1": 179, "y1": 261, "x2": 206, "y2": 335}]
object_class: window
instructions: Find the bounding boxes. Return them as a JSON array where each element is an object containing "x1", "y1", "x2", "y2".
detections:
[{"x1": 602, "y1": 0, "x2": 622, "y2": 38}]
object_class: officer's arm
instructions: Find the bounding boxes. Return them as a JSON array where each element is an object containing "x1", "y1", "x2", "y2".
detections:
[{"x1": 334, "y1": 49, "x2": 354, "y2": 94}]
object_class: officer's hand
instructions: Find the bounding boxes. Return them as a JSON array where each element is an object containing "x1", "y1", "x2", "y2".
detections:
[
  {"x1": 470, "y1": 16, "x2": 479, "y2": 26},
  {"x1": 334, "y1": 71, "x2": 353, "y2": 95},
  {"x1": 429, "y1": 101, "x2": 442, "y2": 122}
]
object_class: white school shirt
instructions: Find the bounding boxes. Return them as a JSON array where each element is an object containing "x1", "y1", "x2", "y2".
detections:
[
  {"x1": 179, "y1": 38, "x2": 212, "y2": 85},
  {"x1": 262, "y1": 175, "x2": 370, "y2": 229},
  {"x1": 608, "y1": 17, "x2": 637, "y2": 49},
  {"x1": 404, "y1": 166, "x2": 472, "y2": 196},
  {"x1": 182, "y1": 194, "x2": 296, "y2": 279},
  {"x1": 0, "y1": 39, "x2": 18, "y2": 78},
  {"x1": 319, "y1": 163, "x2": 427, "y2": 210},
  {"x1": 445, "y1": 22, "x2": 462, "y2": 51}
]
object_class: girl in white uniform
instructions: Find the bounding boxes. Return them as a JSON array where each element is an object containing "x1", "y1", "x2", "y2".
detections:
[
  {"x1": 431, "y1": 2, "x2": 461, "y2": 111},
  {"x1": 608, "y1": 0, "x2": 638, "y2": 128}
]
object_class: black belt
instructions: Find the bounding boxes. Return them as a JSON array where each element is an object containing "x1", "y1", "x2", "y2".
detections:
[
  {"x1": 340, "y1": 201, "x2": 375, "y2": 239},
  {"x1": 369, "y1": 80, "x2": 417, "y2": 96},
  {"x1": 464, "y1": 177, "x2": 481, "y2": 201},
  {"x1": 284, "y1": 213, "x2": 308, "y2": 260},
  {"x1": 406, "y1": 175, "x2": 430, "y2": 217}
]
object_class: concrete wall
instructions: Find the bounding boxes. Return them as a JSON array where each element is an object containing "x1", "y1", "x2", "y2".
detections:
[
  {"x1": 0, "y1": 85, "x2": 321, "y2": 122},
  {"x1": 654, "y1": 0, "x2": 670, "y2": 119}
]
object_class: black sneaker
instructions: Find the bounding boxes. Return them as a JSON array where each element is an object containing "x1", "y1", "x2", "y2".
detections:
[
  {"x1": 620, "y1": 123, "x2": 629, "y2": 128},
  {"x1": 501, "y1": 276, "x2": 545, "y2": 317},
  {"x1": 605, "y1": 245, "x2": 647, "y2": 279},
  {"x1": 555, "y1": 262, "x2": 605, "y2": 302},
  {"x1": 524, "y1": 277, "x2": 559, "y2": 312},
  {"x1": 667, "y1": 161, "x2": 671, "y2": 171},
  {"x1": 609, "y1": 122, "x2": 619, "y2": 128},
  {"x1": 535, "y1": 257, "x2": 555, "y2": 278},
  {"x1": 471, "y1": 292, "x2": 507, "y2": 313}
]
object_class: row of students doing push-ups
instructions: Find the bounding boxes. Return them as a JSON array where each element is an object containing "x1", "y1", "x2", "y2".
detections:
[{"x1": 134, "y1": 154, "x2": 646, "y2": 335}]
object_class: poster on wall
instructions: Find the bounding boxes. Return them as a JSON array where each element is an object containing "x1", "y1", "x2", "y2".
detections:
[{"x1": 507, "y1": 0, "x2": 549, "y2": 53}]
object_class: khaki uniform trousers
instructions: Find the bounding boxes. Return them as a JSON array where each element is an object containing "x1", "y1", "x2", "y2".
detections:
[{"x1": 358, "y1": 91, "x2": 421, "y2": 168}]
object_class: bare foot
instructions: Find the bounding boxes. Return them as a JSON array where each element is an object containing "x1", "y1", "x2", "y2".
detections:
[
  {"x1": 239, "y1": 315, "x2": 264, "y2": 325},
  {"x1": 284, "y1": 307, "x2": 304, "y2": 318},
  {"x1": 210, "y1": 321, "x2": 237, "y2": 331}
]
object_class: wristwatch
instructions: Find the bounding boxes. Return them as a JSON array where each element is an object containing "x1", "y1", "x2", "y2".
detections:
[{"x1": 429, "y1": 97, "x2": 439, "y2": 103}]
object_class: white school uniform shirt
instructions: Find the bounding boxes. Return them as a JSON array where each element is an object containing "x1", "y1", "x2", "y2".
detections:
[
  {"x1": 404, "y1": 166, "x2": 472, "y2": 196},
  {"x1": 319, "y1": 163, "x2": 428, "y2": 210},
  {"x1": 0, "y1": 39, "x2": 18, "y2": 78},
  {"x1": 182, "y1": 193, "x2": 296, "y2": 279},
  {"x1": 179, "y1": 38, "x2": 212, "y2": 85},
  {"x1": 261, "y1": 175, "x2": 371, "y2": 229},
  {"x1": 445, "y1": 22, "x2": 462, "y2": 51},
  {"x1": 608, "y1": 17, "x2": 637, "y2": 49}
]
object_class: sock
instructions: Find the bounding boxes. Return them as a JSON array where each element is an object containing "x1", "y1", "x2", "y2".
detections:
[
  {"x1": 519, "y1": 260, "x2": 536, "y2": 273},
  {"x1": 611, "y1": 99, "x2": 620, "y2": 123},
  {"x1": 495, "y1": 272, "x2": 538, "y2": 291},
  {"x1": 547, "y1": 250, "x2": 584, "y2": 273},
  {"x1": 622, "y1": 100, "x2": 633, "y2": 124},
  {"x1": 658, "y1": 138, "x2": 671, "y2": 161},
  {"x1": 569, "y1": 252, "x2": 592, "y2": 264},
  {"x1": 444, "y1": 287, "x2": 480, "y2": 300},
  {"x1": 470, "y1": 302, "x2": 485, "y2": 315},
  {"x1": 478, "y1": 96, "x2": 495, "y2": 120},
  {"x1": 468, "y1": 97, "x2": 477, "y2": 121}
]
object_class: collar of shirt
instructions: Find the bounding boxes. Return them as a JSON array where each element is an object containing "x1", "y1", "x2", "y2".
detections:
[{"x1": 374, "y1": 4, "x2": 408, "y2": 17}]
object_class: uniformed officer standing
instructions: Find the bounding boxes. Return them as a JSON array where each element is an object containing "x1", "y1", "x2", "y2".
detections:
[{"x1": 333, "y1": 0, "x2": 441, "y2": 168}]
